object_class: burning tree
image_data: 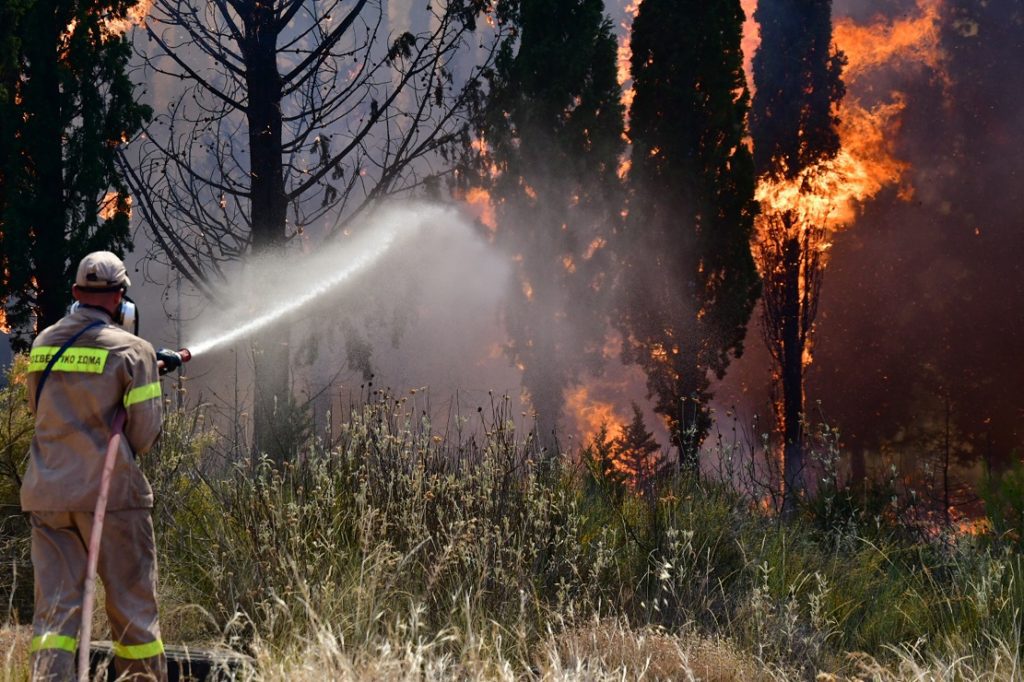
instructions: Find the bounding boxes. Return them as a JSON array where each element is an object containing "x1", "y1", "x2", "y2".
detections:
[
  {"x1": 0, "y1": 0, "x2": 150, "y2": 347},
  {"x1": 748, "y1": 0, "x2": 844, "y2": 510},
  {"x1": 124, "y1": 1, "x2": 506, "y2": 460},
  {"x1": 465, "y1": 0, "x2": 624, "y2": 445},
  {"x1": 617, "y1": 0, "x2": 760, "y2": 472},
  {"x1": 615, "y1": 402, "x2": 665, "y2": 498}
]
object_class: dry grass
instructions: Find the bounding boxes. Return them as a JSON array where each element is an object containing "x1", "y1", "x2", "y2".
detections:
[
  {"x1": 4, "y1": 621, "x2": 1023, "y2": 681},
  {"x1": 0, "y1": 625, "x2": 29, "y2": 682},
  {"x1": 538, "y1": 619, "x2": 786, "y2": 681}
]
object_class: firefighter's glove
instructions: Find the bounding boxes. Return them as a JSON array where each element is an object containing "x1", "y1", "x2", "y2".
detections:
[{"x1": 156, "y1": 349, "x2": 183, "y2": 376}]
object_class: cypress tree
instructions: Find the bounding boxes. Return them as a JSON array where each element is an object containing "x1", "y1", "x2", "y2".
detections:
[
  {"x1": 618, "y1": 0, "x2": 759, "y2": 472},
  {"x1": 477, "y1": 0, "x2": 625, "y2": 444},
  {"x1": 0, "y1": 0, "x2": 150, "y2": 348},
  {"x1": 749, "y1": 0, "x2": 844, "y2": 510}
]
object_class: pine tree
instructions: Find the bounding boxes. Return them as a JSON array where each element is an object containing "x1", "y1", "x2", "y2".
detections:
[
  {"x1": 618, "y1": 0, "x2": 759, "y2": 472},
  {"x1": 583, "y1": 423, "x2": 627, "y2": 501},
  {"x1": 614, "y1": 403, "x2": 664, "y2": 498},
  {"x1": 474, "y1": 0, "x2": 625, "y2": 445},
  {"x1": 0, "y1": 0, "x2": 150, "y2": 348}
]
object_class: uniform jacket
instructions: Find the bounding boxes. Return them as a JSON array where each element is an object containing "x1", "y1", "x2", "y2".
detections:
[{"x1": 21, "y1": 306, "x2": 163, "y2": 512}]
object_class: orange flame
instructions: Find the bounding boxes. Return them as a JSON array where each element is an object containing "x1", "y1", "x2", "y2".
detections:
[
  {"x1": 616, "y1": 1, "x2": 642, "y2": 113},
  {"x1": 98, "y1": 191, "x2": 133, "y2": 222},
  {"x1": 834, "y1": 0, "x2": 947, "y2": 86},
  {"x1": 740, "y1": 0, "x2": 760, "y2": 93},
  {"x1": 462, "y1": 186, "x2": 496, "y2": 234},
  {"x1": 565, "y1": 384, "x2": 627, "y2": 443},
  {"x1": 754, "y1": 96, "x2": 909, "y2": 230},
  {"x1": 103, "y1": 0, "x2": 154, "y2": 35},
  {"x1": 755, "y1": 0, "x2": 946, "y2": 244},
  {"x1": 0, "y1": 308, "x2": 9, "y2": 335}
]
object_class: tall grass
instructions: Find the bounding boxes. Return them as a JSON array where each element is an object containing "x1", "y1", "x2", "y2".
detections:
[{"x1": 2, "y1": 379, "x2": 1023, "y2": 680}]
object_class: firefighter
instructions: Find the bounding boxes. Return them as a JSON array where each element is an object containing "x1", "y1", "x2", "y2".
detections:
[{"x1": 21, "y1": 252, "x2": 182, "y2": 681}]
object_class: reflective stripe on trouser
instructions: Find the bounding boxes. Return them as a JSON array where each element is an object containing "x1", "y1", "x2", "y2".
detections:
[{"x1": 30, "y1": 510, "x2": 167, "y2": 682}]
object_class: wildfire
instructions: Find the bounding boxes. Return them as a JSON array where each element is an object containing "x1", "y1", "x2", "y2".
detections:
[
  {"x1": 0, "y1": 308, "x2": 9, "y2": 335},
  {"x1": 63, "y1": 0, "x2": 153, "y2": 44},
  {"x1": 740, "y1": 0, "x2": 760, "y2": 92},
  {"x1": 565, "y1": 384, "x2": 627, "y2": 443},
  {"x1": 98, "y1": 191, "x2": 132, "y2": 222},
  {"x1": 462, "y1": 186, "x2": 496, "y2": 234},
  {"x1": 754, "y1": 97, "x2": 909, "y2": 229},
  {"x1": 103, "y1": 0, "x2": 154, "y2": 35},
  {"x1": 834, "y1": 0, "x2": 947, "y2": 86},
  {"x1": 616, "y1": 0, "x2": 642, "y2": 113},
  {"x1": 753, "y1": 0, "x2": 945, "y2": 246}
]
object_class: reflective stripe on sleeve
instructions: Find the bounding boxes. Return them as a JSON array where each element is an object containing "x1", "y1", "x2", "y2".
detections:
[
  {"x1": 30, "y1": 632, "x2": 77, "y2": 653},
  {"x1": 124, "y1": 381, "x2": 162, "y2": 407},
  {"x1": 113, "y1": 639, "x2": 165, "y2": 660},
  {"x1": 28, "y1": 347, "x2": 109, "y2": 374}
]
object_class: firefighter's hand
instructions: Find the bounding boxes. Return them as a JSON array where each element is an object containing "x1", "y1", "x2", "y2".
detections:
[{"x1": 156, "y1": 349, "x2": 183, "y2": 375}]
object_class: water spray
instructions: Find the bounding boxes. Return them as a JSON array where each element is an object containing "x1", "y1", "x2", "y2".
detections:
[{"x1": 181, "y1": 203, "x2": 447, "y2": 359}]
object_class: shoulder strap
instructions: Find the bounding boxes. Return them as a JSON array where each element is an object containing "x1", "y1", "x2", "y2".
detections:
[{"x1": 35, "y1": 320, "x2": 107, "y2": 407}]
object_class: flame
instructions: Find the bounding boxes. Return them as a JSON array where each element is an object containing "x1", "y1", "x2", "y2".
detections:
[
  {"x1": 583, "y1": 237, "x2": 606, "y2": 260},
  {"x1": 98, "y1": 191, "x2": 132, "y2": 222},
  {"x1": 834, "y1": 0, "x2": 947, "y2": 86},
  {"x1": 740, "y1": 0, "x2": 760, "y2": 92},
  {"x1": 462, "y1": 186, "x2": 496, "y2": 233},
  {"x1": 616, "y1": 0, "x2": 642, "y2": 113},
  {"x1": 63, "y1": 0, "x2": 153, "y2": 44},
  {"x1": 0, "y1": 308, "x2": 9, "y2": 335},
  {"x1": 754, "y1": 0, "x2": 944, "y2": 241},
  {"x1": 565, "y1": 384, "x2": 627, "y2": 442},
  {"x1": 521, "y1": 279, "x2": 534, "y2": 301},
  {"x1": 103, "y1": 0, "x2": 154, "y2": 35},
  {"x1": 754, "y1": 97, "x2": 908, "y2": 229}
]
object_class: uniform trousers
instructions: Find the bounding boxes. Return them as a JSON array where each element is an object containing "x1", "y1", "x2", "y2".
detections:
[{"x1": 28, "y1": 510, "x2": 166, "y2": 681}]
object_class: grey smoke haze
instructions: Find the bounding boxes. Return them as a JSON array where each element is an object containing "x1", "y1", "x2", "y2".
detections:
[{"x1": 173, "y1": 200, "x2": 523, "y2": 426}]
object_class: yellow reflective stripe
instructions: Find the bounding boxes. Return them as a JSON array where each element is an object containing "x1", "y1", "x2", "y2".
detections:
[
  {"x1": 30, "y1": 633, "x2": 77, "y2": 653},
  {"x1": 28, "y1": 347, "x2": 109, "y2": 374},
  {"x1": 113, "y1": 639, "x2": 164, "y2": 660},
  {"x1": 124, "y1": 381, "x2": 162, "y2": 407}
]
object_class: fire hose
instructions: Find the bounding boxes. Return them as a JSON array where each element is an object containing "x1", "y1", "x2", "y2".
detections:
[{"x1": 78, "y1": 348, "x2": 191, "y2": 681}]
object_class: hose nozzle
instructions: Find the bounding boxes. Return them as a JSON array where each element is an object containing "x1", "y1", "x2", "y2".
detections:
[{"x1": 157, "y1": 348, "x2": 192, "y2": 375}]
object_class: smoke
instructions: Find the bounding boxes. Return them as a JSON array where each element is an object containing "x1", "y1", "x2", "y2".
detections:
[{"x1": 180, "y1": 201, "x2": 518, "y2": 425}]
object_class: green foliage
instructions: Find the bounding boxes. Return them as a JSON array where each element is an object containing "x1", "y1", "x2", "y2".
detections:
[
  {"x1": 582, "y1": 423, "x2": 626, "y2": 502},
  {"x1": 133, "y1": 394, "x2": 1024, "y2": 678},
  {"x1": 750, "y1": 0, "x2": 845, "y2": 177},
  {"x1": 0, "y1": 0, "x2": 151, "y2": 346},
  {"x1": 0, "y1": 357, "x2": 32, "y2": 621},
  {"x1": 981, "y1": 456, "x2": 1024, "y2": 548},
  {"x1": 469, "y1": 0, "x2": 625, "y2": 439},
  {"x1": 5, "y1": 368, "x2": 1023, "y2": 677},
  {"x1": 616, "y1": 0, "x2": 760, "y2": 468}
]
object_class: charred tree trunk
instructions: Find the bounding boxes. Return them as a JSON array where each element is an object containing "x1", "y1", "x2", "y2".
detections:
[
  {"x1": 850, "y1": 446, "x2": 866, "y2": 489},
  {"x1": 780, "y1": 234, "x2": 804, "y2": 513},
  {"x1": 27, "y1": 0, "x2": 67, "y2": 332},
  {"x1": 242, "y1": 2, "x2": 292, "y2": 464}
]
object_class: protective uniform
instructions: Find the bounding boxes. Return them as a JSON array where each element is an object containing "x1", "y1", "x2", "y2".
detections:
[{"x1": 21, "y1": 252, "x2": 167, "y2": 681}]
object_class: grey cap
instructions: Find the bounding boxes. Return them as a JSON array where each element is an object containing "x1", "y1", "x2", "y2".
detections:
[{"x1": 75, "y1": 251, "x2": 131, "y2": 290}]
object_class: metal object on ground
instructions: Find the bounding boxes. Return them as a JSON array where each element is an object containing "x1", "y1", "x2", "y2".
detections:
[{"x1": 90, "y1": 641, "x2": 253, "y2": 681}]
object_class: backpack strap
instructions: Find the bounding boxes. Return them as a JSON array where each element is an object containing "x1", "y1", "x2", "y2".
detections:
[{"x1": 34, "y1": 320, "x2": 106, "y2": 407}]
